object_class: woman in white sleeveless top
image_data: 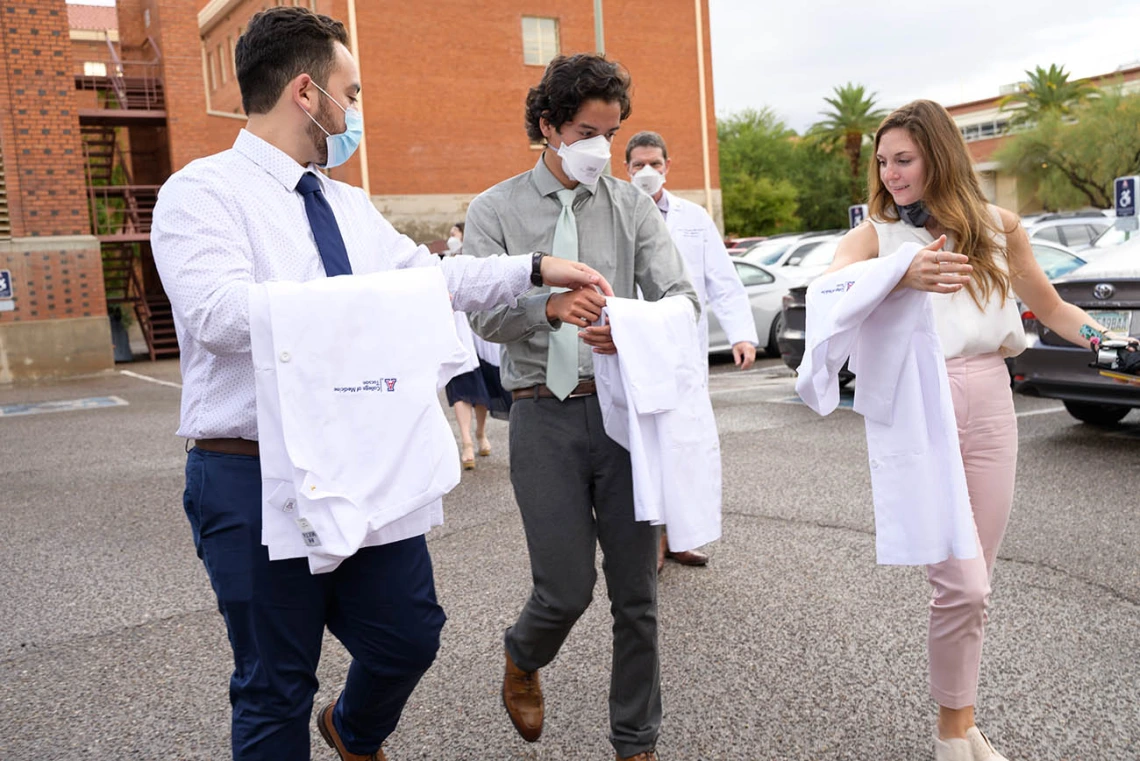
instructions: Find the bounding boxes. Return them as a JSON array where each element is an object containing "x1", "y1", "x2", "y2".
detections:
[{"x1": 829, "y1": 100, "x2": 1136, "y2": 761}]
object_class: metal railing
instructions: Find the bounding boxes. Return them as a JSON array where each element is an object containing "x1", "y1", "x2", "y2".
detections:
[{"x1": 74, "y1": 35, "x2": 164, "y2": 111}]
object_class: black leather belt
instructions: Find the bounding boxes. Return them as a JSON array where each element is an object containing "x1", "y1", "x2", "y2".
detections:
[{"x1": 511, "y1": 380, "x2": 597, "y2": 401}]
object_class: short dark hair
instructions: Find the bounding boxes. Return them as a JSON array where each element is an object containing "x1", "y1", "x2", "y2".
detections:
[
  {"x1": 235, "y1": 7, "x2": 348, "y2": 115},
  {"x1": 453, "y1": 221, "x2": 465, "y2": 233},
  {"x1": 524, "y1": 54, "x2": 632, "y2": 143},
  {"x1": 624, "y1": 131, "x2": 668, "y2": 163}
]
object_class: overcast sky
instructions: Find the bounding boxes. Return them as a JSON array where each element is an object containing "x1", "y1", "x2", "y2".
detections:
[{"x1": 708, "y1": 0, "x2": 1140, "y2": 132}]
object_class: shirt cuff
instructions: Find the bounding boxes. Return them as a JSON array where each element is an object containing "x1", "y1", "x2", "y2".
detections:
[
  {"x1": 523, "y1": 293, "x2": 558, "y2": 332},
  {"x1": 508, "y1": 254, "x2": 533, "y2": 298}
]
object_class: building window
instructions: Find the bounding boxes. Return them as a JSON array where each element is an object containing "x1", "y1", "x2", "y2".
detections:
[
  {"x1": 208, "y1": 51, "x2": 217, "y2": 90},
  {"x1": 227, "y1": 36, "x2": 235, "y2": 77},
  {"x1": 217, "y1": 44, "x2": 227, "y2": 83},
  {"x1": 522, "y1": 17, "x2": 559, "y2": 66},
  {"x1": 83, "y1": 61, "x2": 107, "y2": 77}
]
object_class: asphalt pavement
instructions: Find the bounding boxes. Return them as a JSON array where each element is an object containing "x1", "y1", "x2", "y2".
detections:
[{"x1": 1, "y1": 357, "x2": 1137, "y2": 760}]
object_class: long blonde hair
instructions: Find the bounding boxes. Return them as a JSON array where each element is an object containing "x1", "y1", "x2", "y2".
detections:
[{"x1": 868, "y1": 100, "x2": 1011, "y2": 307}]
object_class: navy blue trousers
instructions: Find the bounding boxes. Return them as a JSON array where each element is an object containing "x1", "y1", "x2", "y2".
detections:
[{"x1": 183, "y1": 448, "x2": 446, "y2": 760}]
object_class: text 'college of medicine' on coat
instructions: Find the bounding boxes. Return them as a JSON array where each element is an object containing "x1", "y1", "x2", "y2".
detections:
[
  {"x1": 150, "y1": 130, "x2": 535, "y2": 559},
  {"x1": 593, "y1": 296, "x2": 723, "y2": 553},
  {"x1": 795, "y1": 242, "x2": 978, "y2": 566},
  {"x1": 252, "y1": 269, "x2": 473, "y2": 574}
]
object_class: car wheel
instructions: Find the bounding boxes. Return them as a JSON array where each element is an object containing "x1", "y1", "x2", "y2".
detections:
[
  {"x1": 767, "y1": 316, "x2": 782, "y2": 358},
  {"x1": 1062, "y1": 400, "x2": 1132, "y2": 426}
]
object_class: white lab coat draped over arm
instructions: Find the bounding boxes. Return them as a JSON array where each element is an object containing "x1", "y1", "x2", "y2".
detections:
[
  {"x1": 251, "y1": 268, "x2": 471, "y2": 574},
  {"x1": 594, "y1": 296, "x2": 722, "y2": 552},
  {"x1": 795, "y1": 243, "x2": 977, "y2": 565}
]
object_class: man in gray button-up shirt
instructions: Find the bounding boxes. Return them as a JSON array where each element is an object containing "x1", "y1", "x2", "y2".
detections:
[{"x1": 465, "y1": 53, "x2": 697, "y2": 761}]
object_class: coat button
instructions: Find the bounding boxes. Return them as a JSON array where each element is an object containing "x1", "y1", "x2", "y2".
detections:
[{"x1": 279, "y1": 351, "x2": 291, "y2": 362}]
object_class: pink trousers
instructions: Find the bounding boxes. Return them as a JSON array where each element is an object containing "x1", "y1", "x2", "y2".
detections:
[{"x1": 926, "y1": 353, "x2": 1018, "y2": 709}]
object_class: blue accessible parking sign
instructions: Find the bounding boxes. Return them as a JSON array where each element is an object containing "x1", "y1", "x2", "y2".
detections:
[
  {"x1": 1114, "y1": 176, "x2": 1139, "y2": 232},
  {"x1": 0, "y1": 269, "x2": 12, "y2": 299},
  {"x1": 1115, "y1": 176, "x2": 1138, "y2": 217}
]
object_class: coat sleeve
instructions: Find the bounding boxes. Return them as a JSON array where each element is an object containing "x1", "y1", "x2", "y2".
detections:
[{"x1": 699, "y1": 211, "x2": 759, "y2": 346}]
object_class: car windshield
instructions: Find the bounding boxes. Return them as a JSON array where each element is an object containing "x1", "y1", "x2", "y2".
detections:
[
  {"x1": 796, "y1": 240, "x2": 840, "y2": 268},
  {"x1": 1031, "y1": 244, "x2": 1086, "y2": 280},
  {"x1": 1089, "y1": 226, "x2": 1138, "y2": 249},
  {"x1": 743, "y1": 240, "x2": 794, "y2": 265}
]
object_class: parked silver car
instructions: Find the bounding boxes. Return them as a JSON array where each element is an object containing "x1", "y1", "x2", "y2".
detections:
[
  {"x1": 1012, "y1": 240, "x2": 1140, "y2": 425},
  {"x1": 1025, "y1": 214, "x2": 1112, "y2": 252}
]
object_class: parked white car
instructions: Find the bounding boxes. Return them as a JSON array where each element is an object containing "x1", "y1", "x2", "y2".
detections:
[{"x1": 707, "y1": 260, "x2": 814, "y2": 357}]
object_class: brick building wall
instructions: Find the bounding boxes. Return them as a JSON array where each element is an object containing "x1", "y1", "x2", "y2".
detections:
[
  {"x1": 0, "y1": 0, "x2": 110, "y2": 383},
  {"x1": 352, "y1": 0, "x2": 721, "y2": 239},
  {"x1": 188, "y1": 0, "x2": 718, "y2": 240}
]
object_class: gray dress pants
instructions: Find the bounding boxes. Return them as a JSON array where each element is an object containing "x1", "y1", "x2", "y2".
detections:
[{"x1": 505, "y1": 393, "x2": 661, "y2": 757}]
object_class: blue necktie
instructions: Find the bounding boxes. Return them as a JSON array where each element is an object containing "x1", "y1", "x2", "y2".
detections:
[{"x1": 296, "y1": 172, "x2": 353, "y2": 277}]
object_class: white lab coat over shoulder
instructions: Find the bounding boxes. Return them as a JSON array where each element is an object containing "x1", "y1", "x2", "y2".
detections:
[
  {"x1": 594, "y1": 295, "x2": 722, "y2": 552},
  {"x1": 663, "y1": 191, "x2": 758, "y2": 355},
  {"x1": 795, "y1": 242, "x2": 977, "y2": 566}
]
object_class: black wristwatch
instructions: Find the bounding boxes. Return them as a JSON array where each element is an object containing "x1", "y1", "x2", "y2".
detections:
[{"x1": 531, "y1": 251, "x2": 547, "y2": 287}]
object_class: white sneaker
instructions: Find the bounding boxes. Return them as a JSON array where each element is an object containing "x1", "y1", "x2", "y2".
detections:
[
  {"x1": 934, "y1": 734, "x2": 972, "y2": 761},
  {"x1": 966, "y1": 727, "x2": 1009, "y2": 760}
]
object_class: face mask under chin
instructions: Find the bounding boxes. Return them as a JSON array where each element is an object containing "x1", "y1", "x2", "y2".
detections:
[{"x1": 897, "y1": 200, "x2": 931, "y2": 227}]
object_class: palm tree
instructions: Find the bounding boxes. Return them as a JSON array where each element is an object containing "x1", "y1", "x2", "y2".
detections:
[
  {"x1": 808, "y1": 83, "x2": 887, "y2": 202},
  {"x1": 998, "y1": 64, "x2": 1099, "y2": 128}
]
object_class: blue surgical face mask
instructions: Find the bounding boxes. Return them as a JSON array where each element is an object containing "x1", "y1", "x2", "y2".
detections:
[{"x1": 302, "y1": 81, "x2": 363, "y2": 169}]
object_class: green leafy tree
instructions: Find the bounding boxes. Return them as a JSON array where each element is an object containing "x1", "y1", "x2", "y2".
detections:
[
  {"x1": 718, "y1": 109, "x2": 802, "y2": 235},
  {"x1": 995, "y1": 90, "x2": 1140, "y2": 209},
  {"x1": 717, "y1": 107, "x2": 856, "y2": 234},
  {"x1": 787, "y1": 140, "x2": 854, "y2": 231},
  {"x1": 807, "y1": 83, "x2": 887, "y2": 202},
  {"x1": 998, "y1": 64, "x2": 1100, "y2": 129},
  {"x1": 722, "y1": 173, "x2": 800, "y2": 236}
]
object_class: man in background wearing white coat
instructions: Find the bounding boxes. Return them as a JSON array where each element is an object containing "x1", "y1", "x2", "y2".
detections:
[{"x1": 624, "y1": 131, "x2": 758, "y2": 570}]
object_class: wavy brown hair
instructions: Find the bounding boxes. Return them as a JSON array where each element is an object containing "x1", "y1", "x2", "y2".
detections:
[{"x1": 868, "y1": 100, "x2": 1013, "y2": 307}]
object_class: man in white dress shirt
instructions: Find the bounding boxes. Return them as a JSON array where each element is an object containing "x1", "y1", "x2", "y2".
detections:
[
  {"x1": 149, "y1": 9, "x2": 610, "y2": 761},
  {"x1": 624, "y1": 131, "x2": 759, "y2": 570}
]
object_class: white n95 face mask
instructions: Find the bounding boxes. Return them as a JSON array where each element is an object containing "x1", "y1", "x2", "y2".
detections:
[
  {"x1": 632, "y1": 165, "x2": 665, "y2": 196},
  {"x1": 556, "y1": 135, "x2": 612, "y2": 185}
]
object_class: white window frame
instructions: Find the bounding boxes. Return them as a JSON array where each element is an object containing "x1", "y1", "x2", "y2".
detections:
[{"x1": 522, "y1": 17, "x2": 559, "y2": 67}]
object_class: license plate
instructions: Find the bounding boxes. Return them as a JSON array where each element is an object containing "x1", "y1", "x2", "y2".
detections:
[{"x1": 1088, "y1": 310, "x2": 1132, "y2": 334}]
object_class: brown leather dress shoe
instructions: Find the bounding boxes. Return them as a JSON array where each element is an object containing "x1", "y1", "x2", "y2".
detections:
[
  {"x1": 317, "y1": 699, "x2": 387, "y2": 761},
  {"x1": 502, "y1": 647, "x2": 544, "y2": 742},
  {"x1": 666, "y1": 548, "x2": 709, "y2": 566},
  {"x1": 617, "y1": 751, "x2": 659, "y2": 760}
]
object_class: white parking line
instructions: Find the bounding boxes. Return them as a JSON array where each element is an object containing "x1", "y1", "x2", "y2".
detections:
[
  {"x1": 120, "y1": 369, "x2": 183, "y2": 389},
  {"x1": 1015, "y1": 405, "x2": 1065, "y2": 418},
  {"x1": 0, "y1": 396, "x2": 129, "y2": 418}
]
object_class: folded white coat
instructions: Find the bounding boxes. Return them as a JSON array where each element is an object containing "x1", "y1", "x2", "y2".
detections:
[
  {"x1": 250, "y1": 268, "x2": 472, "y2": 573},
  {"x1": 795, "y1": 242, "x2": 977, "y2": 565},
  {"x1": 594, "y1": 296, "x2": 722, "y2": 553}
]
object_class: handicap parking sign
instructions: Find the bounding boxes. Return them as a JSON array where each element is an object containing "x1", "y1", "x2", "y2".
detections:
[
  {"x1": 0, "y1": 269, "x2": 12, "y2": 299},
  {"x1": 1115, "y1": 176, "x2": 1138, "y2": 217},
  {"x1": 848, "y1": 204, "x2": 868, "y2": 229}
]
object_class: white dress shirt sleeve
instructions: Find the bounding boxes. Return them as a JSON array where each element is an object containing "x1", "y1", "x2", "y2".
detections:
[
  {"x1": 700, "y1": 214, "x2": 758, "y2": 347},
  {"x1": 361, "y1": 195, "x2": 532, "y2": 313},
  {"x1": 152, "y1": 169, "x2": 256, "y2": 356}
]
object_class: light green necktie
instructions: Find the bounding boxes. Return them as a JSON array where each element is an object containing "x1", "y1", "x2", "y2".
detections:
[{"x1": 546, "y1": 188, "x2": 580, "y2": 400}]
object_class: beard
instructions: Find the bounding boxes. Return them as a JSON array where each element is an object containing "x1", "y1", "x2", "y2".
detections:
[{"x1": 306, "y1": 98, "x2": 336, "y2": 166}]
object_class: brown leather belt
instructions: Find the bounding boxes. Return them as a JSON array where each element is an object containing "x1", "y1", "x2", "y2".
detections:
[
  {"x1": 194, "y1": 438, "x2": 260, "y2": 456},
  {"x1": 511, "y1": 380, "x2": 597, "y2": 401}
]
